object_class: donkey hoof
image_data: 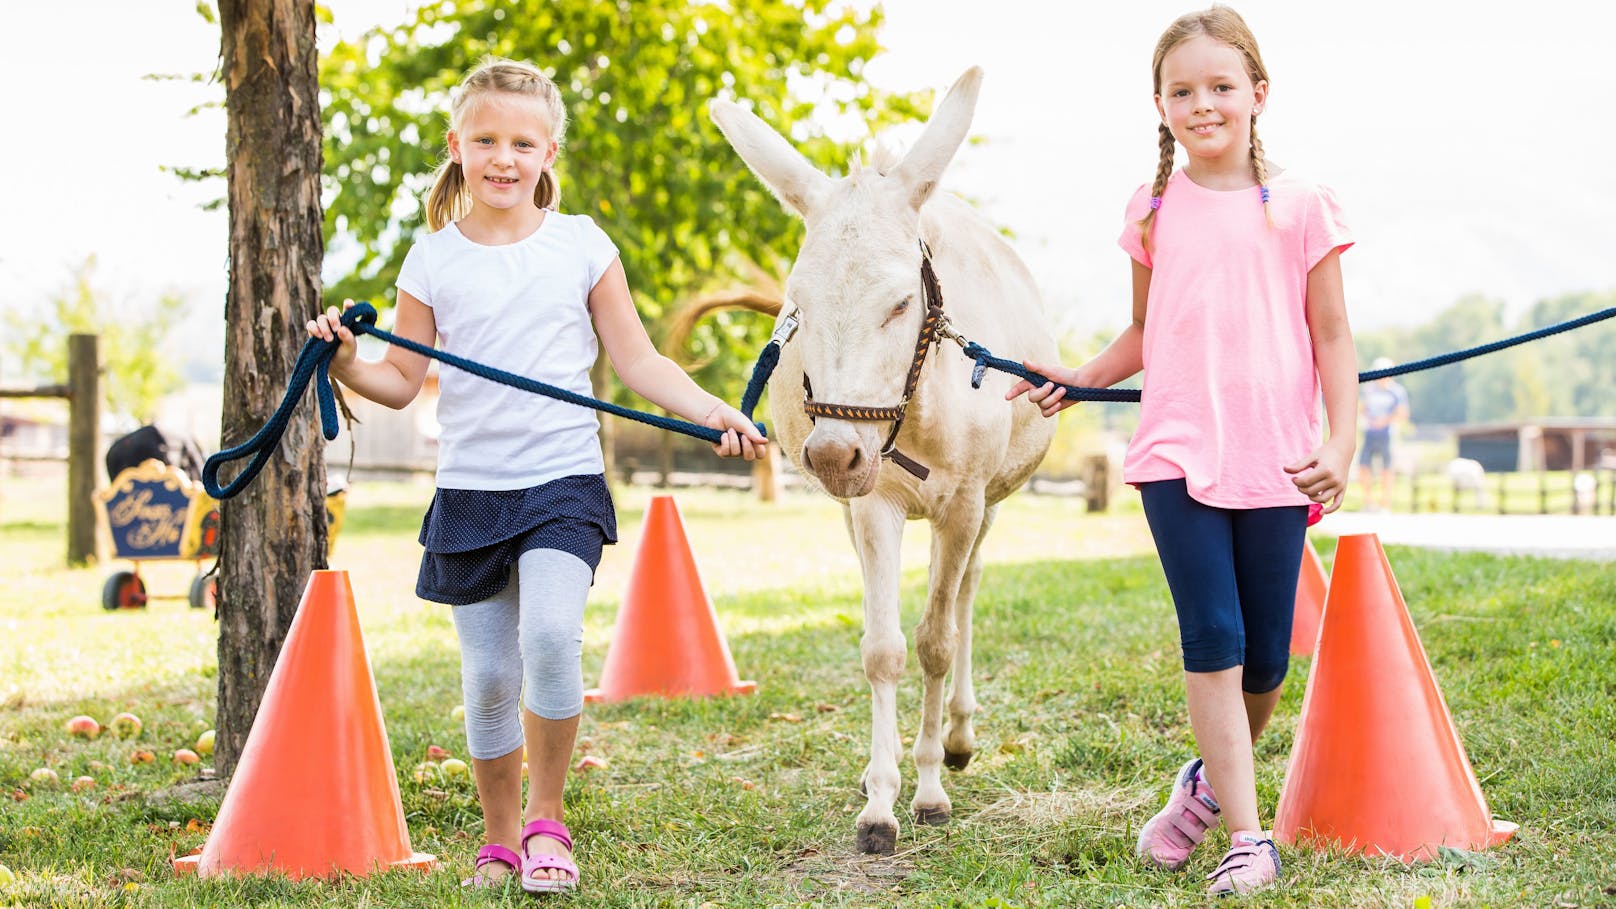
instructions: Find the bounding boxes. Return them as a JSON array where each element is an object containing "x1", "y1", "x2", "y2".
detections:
[
  {"x1": 856, "y1": 821, "x2": 898, "y2": 855},
  {"x1": 914, "y1": 805, "x2": 951, "y2": 826},
  {"x1": 942, "y1": 749, "x2": 973, "y2": 771}
]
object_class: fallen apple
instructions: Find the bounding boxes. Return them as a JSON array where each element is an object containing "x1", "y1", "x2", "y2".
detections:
[
  {"x1": 194, "y1": 730, "x2": 215, "y2": 756},
  {"x1": 129, "y1": 750, "x2": 157, "y2": 765},
  {"x1": 439, "y1": 758, "x2": 469, "y2": 778},
  {"x1": 426, "y1": 744, "x2": 450, "y2": 761},
  {"x1": 0, "y1": 864, "x2": 14, "y2": 887},
  {"x1": 412, "y1": 761, "x2": 440, "y2": 783},
  {"x1": 108, "y1": 712, "x2": 143, "y2": 739},
  {"x1": 71, "y1": 776, "x2": 96, "y2": 792},
  {"x1": 65, "y1": 716, "x2": 100, "y2": 739},
  {"x1": 450, "y1": 705, "x2": 466, "y2": 721},
  {"x1": 172, "y1": 749, "x2": 201, "y2": 766},
  {"x1": 29, "y1": 767, "x2": 59, "y2": 785}
]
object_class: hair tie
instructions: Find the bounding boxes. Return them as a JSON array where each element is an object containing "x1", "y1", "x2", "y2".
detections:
[
  {"x1": 1259, "y1": 185, "x2": 1271, "y2": 204},
  {"x1": 1149, "y1": 196, "x2": 1162, "y2": 211}
]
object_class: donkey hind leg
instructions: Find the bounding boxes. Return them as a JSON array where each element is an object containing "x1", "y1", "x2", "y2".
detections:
[
  {"x1": 911, "y1": 496, "x2": 986, "y2": 827},
  {"x1": 848, "y1": 498, "x2": 907, "y2": 854},
  {"x1": 943, "y1": 503, "x2": 995, "y2": 772}
]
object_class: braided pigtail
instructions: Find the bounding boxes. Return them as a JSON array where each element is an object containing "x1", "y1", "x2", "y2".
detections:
[
  {"x1": 1138, "y1": 123, "x2": 1177, "y2": 251},
  {"x1": 1250, "y1": 116, "x2": 1273, "y2": 228}
]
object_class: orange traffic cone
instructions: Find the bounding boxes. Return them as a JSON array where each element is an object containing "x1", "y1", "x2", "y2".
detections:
[
  {"x1": 586, "y1": 495, "x2": 756, "y2": 702},
  {"x1": 1289, "y1": 537, "x2": 1329, "y2": 656},
  {"x1": 173, "y1": 570, "x2": 435, "y2": 879},
  {"x1": 1273, "y1": 533, "x2": 1516, "y2": 861}
]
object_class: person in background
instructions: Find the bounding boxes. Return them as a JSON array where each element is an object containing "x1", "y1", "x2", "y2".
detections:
[{"x1": 1358, "y1": 356, "x2": 1409, "y2": 512}]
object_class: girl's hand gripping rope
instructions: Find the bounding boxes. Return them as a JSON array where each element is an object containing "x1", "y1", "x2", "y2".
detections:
[
  {"x1": 704, "y1": 402, "x2": 769, "y2": 461},
  {"x1": 307, "y1": 301, "x2": 360, "y2": 375},
  {"x1": 1005, "y1": 359, "x2": 1084, "y2": 418}
]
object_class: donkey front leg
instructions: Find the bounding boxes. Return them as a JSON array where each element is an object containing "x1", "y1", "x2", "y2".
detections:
[
  {"x1": 943, "y1": 503, "x2": 996, "y2": 771},
  {"x1": 848, "y1": 497, "x2": 907, "y2": 854},
  {"x1": 911, "y1": 495, "x2": 985, "y2": 827}
]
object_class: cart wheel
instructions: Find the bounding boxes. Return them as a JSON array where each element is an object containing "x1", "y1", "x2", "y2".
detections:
[
  {"x1": 102, "y1": 572, "x2": 147, "y2": 610},
  {"x1": 188, "y1": 574, "x2": 217, "y2": 611}
]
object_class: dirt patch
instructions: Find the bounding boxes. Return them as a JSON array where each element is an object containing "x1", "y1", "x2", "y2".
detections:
[{"x1": 781, "y1": 846, "x2": 917, "y2": 898}]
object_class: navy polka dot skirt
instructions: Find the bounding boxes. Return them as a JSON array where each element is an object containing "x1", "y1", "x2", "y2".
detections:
[{"x1": 416, "y1": 474, "x2": 617, "y2": 605}]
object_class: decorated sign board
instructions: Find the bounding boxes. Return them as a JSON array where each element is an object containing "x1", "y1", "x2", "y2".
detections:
[{"x1": 95, "y1": 459, "x2": 220, "y2": 561}]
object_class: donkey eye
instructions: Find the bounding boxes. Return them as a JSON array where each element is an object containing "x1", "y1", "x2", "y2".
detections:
[{"x1": 881, "y1": 296, "x2": 911, "y2": 328}]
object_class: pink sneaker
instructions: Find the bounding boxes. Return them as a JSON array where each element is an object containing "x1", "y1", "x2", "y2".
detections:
[
  {"x1": 1206, "y1": 831, "x2": 1282, "y2": 895},
  {"x1": 1135, "y1": 757, "x2": 1221, "y2": 870}
]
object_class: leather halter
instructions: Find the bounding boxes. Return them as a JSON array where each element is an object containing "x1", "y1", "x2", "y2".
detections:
[{"x1": 800, "y1": 241, "x2": 945, "y2": 481}]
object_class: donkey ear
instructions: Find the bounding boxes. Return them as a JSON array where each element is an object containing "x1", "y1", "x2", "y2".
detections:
[
  {"x1": 893, "y1": 67, "x2": 983, "y2": 210},
  {"x1": 710, "y1": 99, "x2": 833, "y2": 220}
]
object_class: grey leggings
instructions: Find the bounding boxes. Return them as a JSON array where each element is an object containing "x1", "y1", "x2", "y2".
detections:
[{"x1": 450, "y1": 548, "x2": 593, "y2": 760}]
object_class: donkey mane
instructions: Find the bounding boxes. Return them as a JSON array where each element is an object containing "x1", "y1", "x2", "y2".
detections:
[{"x1": 848, "y1": 143, "x2": 903, "y2": 181}]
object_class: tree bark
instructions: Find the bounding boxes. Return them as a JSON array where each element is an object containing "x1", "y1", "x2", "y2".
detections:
[{"x1": 215, "y1": 0, "x2": 327, "y2": 778}]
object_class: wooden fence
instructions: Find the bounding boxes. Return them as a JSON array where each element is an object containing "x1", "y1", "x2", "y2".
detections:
[
  {"x1": 1408, "y1": 466, "x2": 1616, "y2": 516},
  {"x1": 0, "y1": 334, "x2": 102, "y2": 564}
]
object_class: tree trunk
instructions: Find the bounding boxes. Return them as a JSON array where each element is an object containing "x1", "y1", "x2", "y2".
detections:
[{"x1": 214, "y1": 0, "x2": 327, "y2": 778}]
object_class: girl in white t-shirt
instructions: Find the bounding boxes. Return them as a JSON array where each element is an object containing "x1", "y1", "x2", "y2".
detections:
[
  {"x1": 308, "y1": 58, "x2": 765, "y2": 894},
  {"x1": 1007, "y1": 7, "x2": 1358, "y2": 897}
]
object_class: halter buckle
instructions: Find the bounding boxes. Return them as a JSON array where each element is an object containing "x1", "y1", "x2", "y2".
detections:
[{"x1": 771, "y1": 312, "x2": 800, "y2": 346}]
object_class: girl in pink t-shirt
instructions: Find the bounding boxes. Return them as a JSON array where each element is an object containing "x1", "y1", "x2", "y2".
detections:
[{"x1": 1008, "y1": 6, "x2": 1358, "y2": 896}]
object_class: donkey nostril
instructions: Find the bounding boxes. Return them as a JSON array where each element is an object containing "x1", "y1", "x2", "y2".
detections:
[
  {"x1": 801, "y1": 447, "x2": 815, "y2": 472},
  {"x1": 846, "y1": 448, "x2": 863, "y2": 473}
]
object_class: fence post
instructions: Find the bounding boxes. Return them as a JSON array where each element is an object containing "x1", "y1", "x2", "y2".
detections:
[
  {"x1": 752, "y1": 442, "x2": 781, "y2": 502},
  {"x1": 1084, "y1": 453, "x2": 1111, "y2": 513},
  {"x1": 66, "y1": 333, "x2": 103, "y2": 566}
]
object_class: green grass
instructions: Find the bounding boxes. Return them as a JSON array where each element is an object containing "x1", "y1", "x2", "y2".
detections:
[{"x1": 2, "y1": 468, "x2": 1614, "y2": 907}]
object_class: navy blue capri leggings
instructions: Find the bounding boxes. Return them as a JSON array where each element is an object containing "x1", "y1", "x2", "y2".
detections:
[{"x1": 1139, "y1": 479, "x2": 1309, "y2": 694}]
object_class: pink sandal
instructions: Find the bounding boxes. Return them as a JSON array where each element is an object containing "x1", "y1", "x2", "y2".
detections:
[
  {"x1": 460, "y1": 843, "x2": 521, "y2": 888},
  {"x1": 521, "y1": 818, "x2": 580, "y2": 894}
]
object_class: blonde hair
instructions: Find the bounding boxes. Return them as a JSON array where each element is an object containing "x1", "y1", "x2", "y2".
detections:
[
  {"x1": 424, "y1": 58, "x2": 568, "y2": 231},
  {"x1": 1138, "y1": 5, "x2": 1272, "y2": 248}
]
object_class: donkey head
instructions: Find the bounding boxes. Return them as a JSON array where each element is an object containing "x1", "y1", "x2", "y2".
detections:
[{"x1": 711, "y1": 68, "x2": 983, "y2": 497}]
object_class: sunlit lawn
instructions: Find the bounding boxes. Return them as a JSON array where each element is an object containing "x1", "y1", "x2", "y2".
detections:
[{"x1": 2, "y1": 465, "x2": 1612, "y2": 907}]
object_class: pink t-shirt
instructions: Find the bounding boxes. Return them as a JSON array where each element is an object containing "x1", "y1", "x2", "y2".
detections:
[{"x1": 1118, "y1": 169, "x2": 1352, "y2": 508}]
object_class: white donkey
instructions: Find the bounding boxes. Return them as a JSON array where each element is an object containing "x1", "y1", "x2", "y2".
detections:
[{"x1": 711, "y1": 68, "x2": 1057, "y2": 854}]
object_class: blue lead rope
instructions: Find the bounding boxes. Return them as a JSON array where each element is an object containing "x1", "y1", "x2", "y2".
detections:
[
  {"x1": 961, "y1": 305, "x2": 1616, "y2": 402},
  {"x1": 202, "y1": 302, "x2": 766, "y2": 500},
  {"x1": 205, "y1": 299, "x2": 1616, "y2": 500}
]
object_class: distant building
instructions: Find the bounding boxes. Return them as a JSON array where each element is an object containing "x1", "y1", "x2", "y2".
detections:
[
  {"x1": 1455, "y1": 419, "x2": 1616, "y2": 472},
  {"x1": 0, "y1": 412, "x2": 68, "y2": 459}
]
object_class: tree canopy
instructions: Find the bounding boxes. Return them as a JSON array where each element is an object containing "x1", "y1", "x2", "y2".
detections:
[
  {"x1": 3, "y1": 256, "x2": 186, "y2": 426},
  {"x1": 1355, "y1": 291, "x2": 1616, "y2": 426},
  {"x1": 319, "y1": 0, "x2": 925, "y2": 401}
]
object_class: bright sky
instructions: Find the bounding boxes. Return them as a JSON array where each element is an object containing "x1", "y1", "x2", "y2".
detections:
[{"x1": 1, "y1": 0, "x2": 1612, "y2": 372}]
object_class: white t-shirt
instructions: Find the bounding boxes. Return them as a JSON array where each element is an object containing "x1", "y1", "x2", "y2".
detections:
[{"x1": 396, "y1": 212, "x2": 619, "y2": 490}]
